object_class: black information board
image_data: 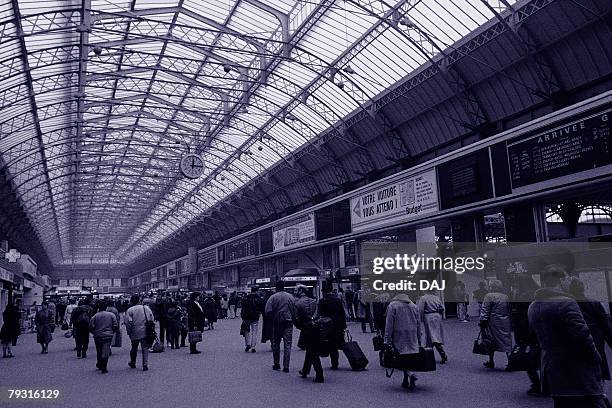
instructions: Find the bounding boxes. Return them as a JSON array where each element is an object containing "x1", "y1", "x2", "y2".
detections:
[
  {"x1": 438, "y1": 149, "x2": 493, "y2": 210},
  {"x1": 315, "y1": 199, "x2": 351, "y2": 240},
  {"x1": 259, "y1": 228, "x2": 273, "y2": 254},
  {"x1": 508, "y1": 108, "x2": 611, "y2": 189},
  {"x1": 226, "y1": 234, "x2": 258, "y2": 261},
  {"x1": 197, "y1": 249, "x2": 217, "y2": 272}
]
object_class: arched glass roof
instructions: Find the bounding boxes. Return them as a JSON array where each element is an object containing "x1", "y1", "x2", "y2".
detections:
[{"x1": 0, "y1": 0, "x2": 517, "y2": 264}]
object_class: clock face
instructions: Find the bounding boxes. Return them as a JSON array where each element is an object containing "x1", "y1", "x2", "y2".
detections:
[{"x1": 180, "y1": 153, "x2": 205, "y2": 179}]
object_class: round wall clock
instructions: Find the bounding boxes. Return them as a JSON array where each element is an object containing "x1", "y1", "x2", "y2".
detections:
[{"x1": 180, "y1": 153, "x2": 205, "y2": 179}]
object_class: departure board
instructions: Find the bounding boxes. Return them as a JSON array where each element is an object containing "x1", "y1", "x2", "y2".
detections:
[
  {"x1": 226, "y1": 235, "x2": 258, "y2": 261},
  {"x1": 197, "y1": 249, "x2": 217, "y2": 272},
  {"x1": 508, "y1": 108, "x2": 611, "y2": 189}
]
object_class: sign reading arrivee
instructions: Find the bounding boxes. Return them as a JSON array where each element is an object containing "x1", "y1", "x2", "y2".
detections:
[{"x1": 350, "y1": 169, "x2": 438, "y2": 232}]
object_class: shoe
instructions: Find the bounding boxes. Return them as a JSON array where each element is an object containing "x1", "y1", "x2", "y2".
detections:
[
  {"x1": 283, "y1": 368, "x2": 289, "y2": 373},
  {"x1": 143, "y1": 365, "x2": 148, "y2": 371},
  {"x1": 440, "y1": 355, "x2": 448, "y2": 364},
  {"x1": 483, "y1": 361, "x2": 495, "y2": 369},
  {"x1": 251, "y1": 349, "x2": 256, "y2": 353},
  {"x1": 527, "y1": 387, "x2": 542, "y2": 397},
  {"x1": 96, "y1": 363, "x2": 101, "y2": 370},
  {"x1": 190, "y1": 350, "x2": 201, "y2": 354},
  {"x1": 76, "y1": 353, "x2": 81, "y2": 358},
  {"x1": 2, "y1": 355, "x2": 7, "y2": 358},
  {"x1": 299, "y1": 370, "x2": 308, "y2": 378},
  {"x1": 408, "y1": 375, "x2": 417, "y2": 391},
  {"x1": 272, "y1": 364, "x2": 281, "y2": 371},
  {"x1": 128, "y1": 362, "x2": 136, "y2": 369},
  {"x1": 245, "y1": 346, "x2": 251, "y2": 352},
  {"x1": 82, "y1": 353, "x2": 86, "y2": 358},
  {"x1": 313, "y1": 377, "x2": 324, "y2": 383},
  {"x1": 100, "y1": 369, "x2": 108, "y2": 374},
  {"x1": 7, "y1": 354, "x2": 14, "y2": 358}
]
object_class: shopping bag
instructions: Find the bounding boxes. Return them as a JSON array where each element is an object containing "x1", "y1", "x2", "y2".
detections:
[{"x1": 188, "y1": 330, "x2": 202, "y2": 343}]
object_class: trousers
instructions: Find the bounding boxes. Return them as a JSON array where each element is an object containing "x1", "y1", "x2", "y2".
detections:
[{"x1": 271, "y1": 324, "x2": 293, "y2": 369}]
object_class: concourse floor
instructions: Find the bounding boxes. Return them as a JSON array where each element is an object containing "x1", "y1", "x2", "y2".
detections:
[{"x1": 1, "y1": 318, "x2": 610, "y2": 408}]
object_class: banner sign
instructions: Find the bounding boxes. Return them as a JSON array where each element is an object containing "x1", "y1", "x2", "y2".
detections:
[
  {"x1": 0, "y1": 267, "x2": 14, "y2": 283},
  {"x1": 350, "y1": 169, "x2": 439, "y2": 232},
  {"x1": 272, "y1": 213, "x2": 316, "y2": 251}
]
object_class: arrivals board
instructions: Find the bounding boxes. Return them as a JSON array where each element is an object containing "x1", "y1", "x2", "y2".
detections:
[
  {"x1": 350, "y1": 169, "x2": 438, "y2": 232},
  {"x1": 508, "y1": 107, "x2": 611, "y2": 189},
  {"x1": 272, "y1": 213, "x2": 316, "y2": 251},
  {"x1": 198, "y1": 249, "x2": 217, "y2": 272},
  {"x1": 226, "y1": 234, "x2": 258, "y2": 261}
]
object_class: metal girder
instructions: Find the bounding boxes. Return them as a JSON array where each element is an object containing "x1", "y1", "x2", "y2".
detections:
[
  {"x1": 479, "y1": 0, "x2": 561, "y2": 99},
  {"x1": 10, "y1": 0, "x2": 66, "y2": 262}
]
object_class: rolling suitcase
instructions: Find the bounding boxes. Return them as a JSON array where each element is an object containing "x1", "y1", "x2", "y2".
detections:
[{"x1": 341, "y1": 330, "x2": 368, "y2": 371}]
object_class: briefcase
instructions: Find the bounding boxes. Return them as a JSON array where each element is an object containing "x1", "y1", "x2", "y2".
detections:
[{"x1": 188, "y1": 330, "x2": 202, "y2": 343}]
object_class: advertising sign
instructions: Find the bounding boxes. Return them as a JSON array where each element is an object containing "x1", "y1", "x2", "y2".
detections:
[
  {"x1": 83, "y1": 279, "x2": 97, "y2": 287},
  {"x1": 112, "y1": 279, "x2": 122, "y2": 287},
  {"x1": 272, "y1": 213, "x2": 316, "y2": 251},
  {"x1": 350, "y1": 169, "x2": 438, "y2": 232}
]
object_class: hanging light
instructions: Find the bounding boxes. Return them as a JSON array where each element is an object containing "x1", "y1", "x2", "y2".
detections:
[
  {"x1": 239, "y1": 105, "x2": 249, "y2": 114},
  {"x1": 343, "y1": 65, "x2": 355, "y2": 74},
  {"x1": 223, "y1": 63, "x2": 232, "y2": 73},
  {"x1": 336, "y1": 80, "x2": 345, "y2": 89}
]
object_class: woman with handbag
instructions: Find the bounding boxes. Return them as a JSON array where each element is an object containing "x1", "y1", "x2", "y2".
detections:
[
  {"x1": 480, "y1": 280, "x2": 512, "y2": 369},
  {"x1": 417, "y1": 290, "x2": 448, "y2": 364},
  {"x1": 384, "y1": 293, "x2": 422, "y2": 390},
  {"x1": 186, "y1": 292, "x2": 205, "y2": 354}
]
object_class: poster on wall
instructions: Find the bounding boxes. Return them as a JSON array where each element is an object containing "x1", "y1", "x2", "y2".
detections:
[
  {"x1": 83, "y1": 279, "x2": 97, "y2": 287},
  {"x1": 59, "y1": 279, "x2": 68, "y2": 286},
  {"x1": 198, "y1": 249, "x2": 217, "y2": 273},
  {"x1": 69, "y1": 279, "x2": 82, "y2": 287},
  {"x1": 350, "y1": 169, "x2": 438, "y2": 232},
  {"x1": 98, "y1": 278, "x2": 112, "y2": 287},
  {"x1": 112, "y1": 279, "x2": 122, "y2": 287},
  {"x1": 272, "y1": 213, "x2": 316, "y2": 251}
]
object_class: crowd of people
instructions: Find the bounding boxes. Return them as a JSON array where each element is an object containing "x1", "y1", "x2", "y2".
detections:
[{"x1": 1, "y1": 249, "x2": 611, "y2": 408}]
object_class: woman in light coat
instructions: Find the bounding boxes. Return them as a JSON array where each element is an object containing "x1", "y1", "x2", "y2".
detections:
[
  {"x1": 384, "y1": 293, "x2": 422, "y2": 390},
  {"x1": 479, "y1": 279, "x2": 512, "y2": 368},
  {"x1": 417, "y1": 290, "x2": 447, "y2": 363}
]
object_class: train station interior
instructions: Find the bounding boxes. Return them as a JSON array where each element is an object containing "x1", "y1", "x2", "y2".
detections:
[{"x1": 1, "y1": 0, "x2": 612, "y2": 407}]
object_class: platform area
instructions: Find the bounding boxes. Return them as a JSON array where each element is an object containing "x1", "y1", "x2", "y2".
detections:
[{"x1": 2, "y1": 317, "x2": 609, "y2": 408}]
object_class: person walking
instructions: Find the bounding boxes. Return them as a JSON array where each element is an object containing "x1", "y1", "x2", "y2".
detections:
[
  {"x1": 417, "y1": 290, "x2": 448, "y2": 364},
  {"x1": 384, "y1": 293, "x2": 422, "y2": 390},
  {"x1": 473, "y1": 281, "x2": 489, "y2": 315},
  {"x1": 265, "y1": 281, "x2": 297, "y2": 372},
  {"x1": 528, "y1": 252, "x2": 609, "y2": 408},
  {"x1": 71, "y1": 299, "x2": 93, "y2": 358},
  {"x1": 1, "y1": 303, "x2": 20, "y2": 358},
  {"x1": 295, "y1": 285, "x2": 323, "y2": 383},
  {"x1": 220, "y1": 294, "x2": 229, "y2": 319},
  {"x1": 178, "y1": 301, "x2": 188, "y2": 348},
  {"x1": 166, "y1": 301, "x2": 181, "y2": 350},
  {"x1": 568, "y1": 277, "x2": 612, "y2": 382},
  {"x1": 89, "y1": 302, "x2": 118, "y2": 373},
  {"x1": 64, "y1": 298, "x2": 77, "y2": 328},
  {"x1": 106, "y1": 300, "x2": 121, "y2": 353},
  {"x1": 295, "y1": 285, "x2": 317, "y2": 351},
  {"x1": 454, "y1": 281, "x2": 469, "y2": 322},
  {"x1": 480, "y1": 279, "x2": 512, "y2": 369},
  {"x1": 356, "y1": 289, "x2": 375, "y2": 333},
  {"x1": 228, "y1": 292, "x2": 238, "y2": 319},
  {"x1": 125, "y1": 295, "x2": 154, "y2": 371},
  {"x1": 202, "y1": 293, "x2": 218, "y2": 330},
  {"x1": 509, "y1": 274, "x2": 542, "y2": 396},
  {"x1": 186, "y1": 292, "x2": 205, "y2": 354},
  {"x1": 372, "y1": 292, "x2": 391, "y2": 334},
  {"x1": 35, "y1": 301, "x2": 54, "y2": 354},
  {"x1": 344, "y1": 286, "x2": 355, "y2": 321},
  {"x1": 240, "y1": 287, "x2": 264, "y2": 353},
  {"x1": 317, "y1": 282, "x2": 347, "y2": 371}
]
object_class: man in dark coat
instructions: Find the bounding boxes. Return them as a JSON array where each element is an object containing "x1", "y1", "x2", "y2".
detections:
[
  {"x1": 568, "y1": 277, "x2": 612, "y2": 381},
  {"x1": 240, "y1": 287, "x2": 264, "y2": 352},
  {"x1": 317, "y1": 281, "x2": 347, "y2": 370},
  {"x1": 528, "y1": 253, "x2": 608, "y2": 408},
  {"x1": 186, "y1": 292, "x2": 205, "y2": 354},
  {"x1": 71, "y1": 299, "x2": 94, "y2": 358},
  {"x1": 295, "y1": 285, "x2": 323, "y2": 382}
]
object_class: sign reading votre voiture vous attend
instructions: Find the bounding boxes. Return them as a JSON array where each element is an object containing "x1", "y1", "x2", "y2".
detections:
[{"x1": 350, "y1": 168, "x2": 439, "y2": 232}]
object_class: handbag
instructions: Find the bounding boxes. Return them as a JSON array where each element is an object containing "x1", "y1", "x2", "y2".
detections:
[
  {"x1": 61, "y1": 322, "x2": 69, "y2": 331},
  {"x1": 112, "y1": 329, "x2": 122, "y2": 348},
  {"x1": 472, "y1": 328, "x2": 494, "y2": 355},
  {"x1": 151, "y1": 338, "x2": 164, "y2": 353},
  {"x1": 143, "y1": 305, "x2": 156, "y2": 347},
  {"x1": 506, "y1": 346, "x2": 539, "y2": 372},
  {"x1": 188, "y1": 330, "x2": 203, "y2": 343},
  {"x1": 64, "y1": 329, "x2": 73, "y2": 338}
]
